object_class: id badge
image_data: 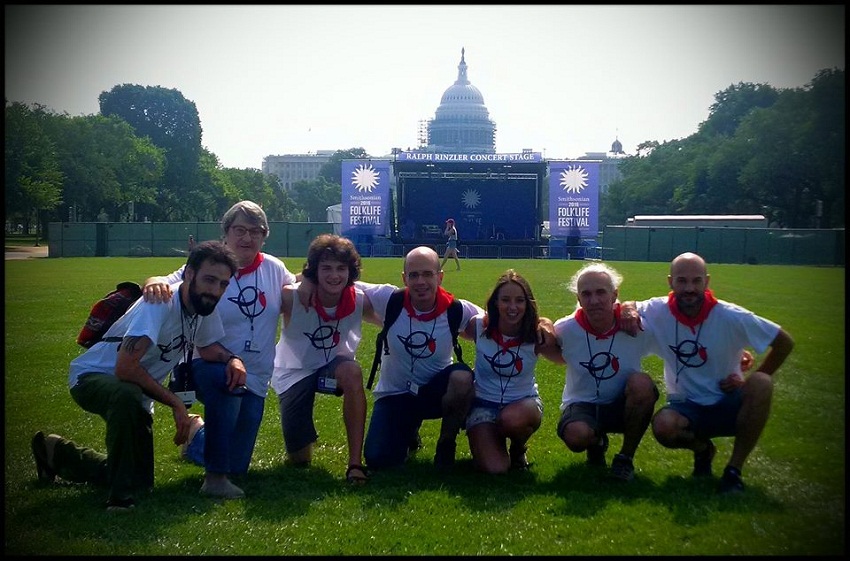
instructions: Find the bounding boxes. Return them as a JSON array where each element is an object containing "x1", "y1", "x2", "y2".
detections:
[
  {"x1": 407, "y1": 381, "x2": 419, "y2": 396},
  {"x1": 244, "y1": 340, "x2": 261, "y2": 353}
]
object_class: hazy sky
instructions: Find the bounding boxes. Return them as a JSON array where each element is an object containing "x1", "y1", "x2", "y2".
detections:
[{"x1": 5, "y1": 5, "x2": 845, "y2": 170}]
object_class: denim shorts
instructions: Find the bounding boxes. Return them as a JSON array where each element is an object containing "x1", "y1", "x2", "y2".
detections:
[
  {"x1": 467, "y1": 396, "x2": 543, "y2": 430},
  {"x1": 660, "y1": 388, "x2": 743, "y2": 438}
]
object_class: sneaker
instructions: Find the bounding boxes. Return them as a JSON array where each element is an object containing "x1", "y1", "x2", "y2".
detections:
[
  {"x1": 586, "y1": 433, "x2": 609, "y2": 467},
  {"x1": 433, "y1": 439, "x2": 457, "y2": 469},
  {"x1": 31, "y1": 431, "x2": 56, "y2": 483},
  {"x1": 692, "y1": 440, "x2": 716, "y2": 477},
  {"x1": 200, "y1": 478, "x2": 245, "y2": 499},
  {"x1": 718, "y1": 465, "x2": 745, "y2": 494},
  {"x1": 106, "y1": 496, "x2": 136, "y2": 513},
  {"x1": 609, "y1": 454, "x2": 635, "y2": 482}
]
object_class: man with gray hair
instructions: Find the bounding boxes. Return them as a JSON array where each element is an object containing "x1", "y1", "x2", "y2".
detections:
[{"x1": 538, "y1": 262, "x2": 659, "y2": 482}]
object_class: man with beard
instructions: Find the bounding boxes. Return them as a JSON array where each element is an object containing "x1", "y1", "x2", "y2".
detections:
[
  {"x1": 31, "y1": 241, "x2": 240, "y2": 512},
  {"x1": 622, "y1": 252, "x2": 794, "y2": 494}
]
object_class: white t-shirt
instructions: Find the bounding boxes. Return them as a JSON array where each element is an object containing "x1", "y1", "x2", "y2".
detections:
[
  {"x1": 358, "y1": 281, "x2": 483, "y2": 399},
  {"x1": 68, "y1": 284, "x2": 225, "y2": 414},
  {"x1": 637, "y1": 296, "x2": 780, "y2": 405},
  {"x1": 162, "y1": 253, "x2": 296, "y2": 397},
  {"x1": 553, "y1": 311, "x2": 656, "y2": 409},
  {"x1": 271, "y1": 285, "x2": 365, "y2": 394},
  {"x1": 471, "y1": 314, "x2": 540, "y2": 405}
]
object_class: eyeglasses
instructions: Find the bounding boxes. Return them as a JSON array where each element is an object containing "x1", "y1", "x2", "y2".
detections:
[
  {"x1": 230, "y1": 225, "x2": 266, "y2": 239},
  {"x1": 406, "y1": 270, "x2": 438, "y2": 281}
]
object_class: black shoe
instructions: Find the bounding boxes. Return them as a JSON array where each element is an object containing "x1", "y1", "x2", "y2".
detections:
[
  {"x1": 609, "y1": 454, "x2": 635, "y2": 482},
  {"x1": 434, "y1": 439, "x2": 457, "y2": 469},
  {"x1": 586, "y1": 433, "x2": 609, "y2": 467},
  {"x1": 407, "y1": 430, "x2": 423, "y2": 457},
  {"x1": 718, "y1": 465, "x2": 745, "y2": 494},
  {"x1": 692, "y1": 440, "x2": 716, "y2": 477},
  {"x1": 31, "y1": 431, "x2": 56, "y2": 483},
  {"x1": 106, "y1": 496, "x2": 136, "y2": 513},
  {"x1": 509, "y1": 444, "x2": 531, "y2": 471}
]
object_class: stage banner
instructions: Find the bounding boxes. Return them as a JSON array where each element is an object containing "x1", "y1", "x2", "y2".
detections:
[
  {"x1": 548, "y1": 160, "x2": 600, "y2": 238},
  {"x1": 341, "y1": 160, "x2": 391, "y2": 238}
]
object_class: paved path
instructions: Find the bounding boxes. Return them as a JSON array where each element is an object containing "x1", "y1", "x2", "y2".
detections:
[{"x1": 4, "y1": 245, "x2": 49, "y2": 260}]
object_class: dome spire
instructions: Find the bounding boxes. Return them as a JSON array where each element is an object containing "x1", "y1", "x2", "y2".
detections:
[{"x1": 456, "y1": 47, "x2": 469, "y2": 85}]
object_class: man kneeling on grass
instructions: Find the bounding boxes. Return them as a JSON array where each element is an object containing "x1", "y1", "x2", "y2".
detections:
[{"x1": 31, "y1": 241, "x2": 245, "y2": 511}]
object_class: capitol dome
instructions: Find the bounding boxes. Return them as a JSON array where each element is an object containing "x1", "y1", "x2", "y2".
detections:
[{"x1": 426, "y1": 48, "x2": 497, "y2": 154}]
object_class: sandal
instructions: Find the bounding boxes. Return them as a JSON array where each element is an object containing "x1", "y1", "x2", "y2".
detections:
[
  {"x1": 345, "y1": 464, "x2": 368, "y2": 485},
  {"x1": 32, "y1": 431, "x2": 56, "y2": 483}
]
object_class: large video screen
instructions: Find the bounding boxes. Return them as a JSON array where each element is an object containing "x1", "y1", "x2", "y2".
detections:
[{"x1": 399, "y1": 178, "x2": 539, "y2": 241}]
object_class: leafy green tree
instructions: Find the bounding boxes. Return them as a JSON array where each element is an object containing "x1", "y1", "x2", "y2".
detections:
[
  {"x1": 290, "y1": 177, "x2": 342, "y2": 222},
  {"x1": 4, "y1": 102, "x2": 63, "y2": 235},
  {"x1": 99, "y1": 84, "x2": 202, "y2": 221},
  {"x1": 318, "y1": 147, "x2": 370, "y2": 184},
  {"x1": 698, "y1": 82, "x2": 779, "y2": 137},
  {"x1": 48, "y1": 114, "x2": 164, "y2": 222}
]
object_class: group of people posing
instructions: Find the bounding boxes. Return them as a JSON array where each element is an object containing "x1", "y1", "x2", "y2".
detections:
[{"x1": 31, "y1": 200, "x2": 794, "y2": 512}]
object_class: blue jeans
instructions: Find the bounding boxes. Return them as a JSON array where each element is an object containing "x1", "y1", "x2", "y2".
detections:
[
  {"x1": 191, "y1": 359, "x2": 265, "y2": 476},
  {"x1": 364, "y1": 366, "x2": 458, "y2": 470}
]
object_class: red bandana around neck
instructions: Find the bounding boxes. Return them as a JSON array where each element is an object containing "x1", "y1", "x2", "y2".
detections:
[
  {"x1": 313, "y1": 285, "x2": 356, "y2": 322},
  {"x1": 575, "y1": 303, "x2": 620, "y2": 340},
  {"x1": 667, "y1": 289, "x2": 718, "y2": 332},
  {"x1": 403, "y1": 286, "x2": 454, "y2": 322},
  {"x1": 236, "y1": 252, "x2": 264, "y2": 279},
  {"x1": 492, "y1": 329, "x2": 523, "y2": 350}
]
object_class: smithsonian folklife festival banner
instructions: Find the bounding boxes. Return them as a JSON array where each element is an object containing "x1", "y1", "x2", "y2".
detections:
[
  {"x1": 341, "y1": 160, "x2": 391, "y2": 239},
  {"x1": 548, "y1": 160, "x2": 600, "y2": 238}
]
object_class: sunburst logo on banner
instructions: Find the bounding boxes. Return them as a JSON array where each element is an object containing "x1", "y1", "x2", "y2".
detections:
[
  {"x1": 351, "y1": 164, "x2": 379, "y2": 193},
  {"x1": 462, "y1": 189, "x2": 481, "y2": 209},
  {"x1": 559, "y1": 165, "x2": 589, "y2": 194}
]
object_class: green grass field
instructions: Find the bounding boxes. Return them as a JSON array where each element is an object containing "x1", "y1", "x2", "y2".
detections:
[{"x1": 4, "y1": 256, "x2": 845, "y2": 555}]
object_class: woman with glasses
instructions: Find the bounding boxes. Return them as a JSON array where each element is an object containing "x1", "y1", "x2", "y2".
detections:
[{"x1": 141, "y1": 201, "x2": 300, "y2": 499}]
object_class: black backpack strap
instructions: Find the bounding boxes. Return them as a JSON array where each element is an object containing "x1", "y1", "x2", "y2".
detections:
[
  {"x1": 447, "y1": 298, "x2": 464, "y2": 364},
  {"x1": 367, "y1": 289, "x2": 406, "y2": 390}
]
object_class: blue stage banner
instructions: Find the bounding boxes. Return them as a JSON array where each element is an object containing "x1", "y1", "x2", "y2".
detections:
[
  {"x1": 341, "y1": 160, "x2": 391, "y2": 238},
  {"x1": 397, "y1": 151, "x2": 543, "y2": 163},
  {"x1": 548, "y1": 160, "x2": 600, "y2": 238}
]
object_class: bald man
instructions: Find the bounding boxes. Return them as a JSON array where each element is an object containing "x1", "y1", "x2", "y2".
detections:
[{"x1": 625, "y1": 252, "x2": 794, "y2": 494}]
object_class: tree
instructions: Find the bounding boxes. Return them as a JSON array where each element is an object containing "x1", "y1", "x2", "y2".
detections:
[
  {"x1": 48, "y1": 115, "x2": 164, "y2": 222},
  {"x1": 290, "y1": 178, "x2": 342, "y2": 222},
  {"x1": 99, "y1": 84, "x2": 203, "y2": 220},
  {"x1": 698, "y1": 82, "x2": 779, "y2": 137},
  {"x1": 4, "y1": 102, "x2": 63, "y2": 237},
  {"x1": 318, "y1": 147, "x2": 370, "y2": 184}
]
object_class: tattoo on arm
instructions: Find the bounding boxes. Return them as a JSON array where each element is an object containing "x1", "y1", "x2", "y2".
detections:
[{"x1": 122, "y1": 335, "x2": 145, "y2": 353}]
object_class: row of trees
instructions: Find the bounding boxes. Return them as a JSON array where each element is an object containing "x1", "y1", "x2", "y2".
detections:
[
  {"x1": 601, "y1": 68, "x2": 844, "y2": 229},
  {"x1": 5, "y1": 68, "x2": 845, "y2": 238},
  {"x1": 5, "y1": 84, "x2": 359, "y2": 236}
]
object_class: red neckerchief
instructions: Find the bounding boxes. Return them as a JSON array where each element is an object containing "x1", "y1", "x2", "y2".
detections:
[
  {"x1": 313, "y1": 285, "x2": 356, "y2": 321},
  {"x1": 575, "y1": 303, "x2": 620, "y2": 340},
  {"x1": 667, "y1": 289, "x2": 718, "y2": 333},
  {"x1": 403, "y1": 286, "x2": 453, "y2": 321},
  {"x1": 492, "y1": 329, "x2": 523, "y2": 351},
  {"x1": 236, "y1": 252, "x2": 264, "y2": 280}
]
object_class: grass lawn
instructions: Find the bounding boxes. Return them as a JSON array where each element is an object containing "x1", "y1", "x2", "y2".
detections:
[{"x1": 4, "y1": 256, "x2": 845, "y2": 555}]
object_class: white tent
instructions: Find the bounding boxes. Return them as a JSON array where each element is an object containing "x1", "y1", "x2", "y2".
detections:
[{"x1": 326, "y1": 203, "x2": 342, "y2": 235}]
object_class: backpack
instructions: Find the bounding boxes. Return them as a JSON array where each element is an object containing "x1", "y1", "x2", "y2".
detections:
[
  {"x1": 367, "y1": 289, "x2": 464, "y2": 390},
  {"x1": 76, "y1": 281, "x2": 143, "y2": 348}
]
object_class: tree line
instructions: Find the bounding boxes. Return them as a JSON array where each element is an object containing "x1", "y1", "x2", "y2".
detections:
[
  {"x1": 5, "y1": 69, "x2": 844, "y2": 237},
  {"x1": 601, "y1": 68, "x2": 844, "y2": 229}
]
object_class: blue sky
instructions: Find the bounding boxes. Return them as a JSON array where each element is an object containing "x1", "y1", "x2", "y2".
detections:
[{"x1": 5, "y1": 5, "x2": 845, "y2": 169}]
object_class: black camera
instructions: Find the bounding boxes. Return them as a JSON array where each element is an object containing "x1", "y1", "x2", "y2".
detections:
[{"x1": 169, "y1": 361, "x2": 197, "y2": 407}]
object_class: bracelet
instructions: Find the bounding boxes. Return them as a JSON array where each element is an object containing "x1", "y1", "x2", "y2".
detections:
[{"x1": 227, "y1": 354, "x2": 242, "y2": 364}]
